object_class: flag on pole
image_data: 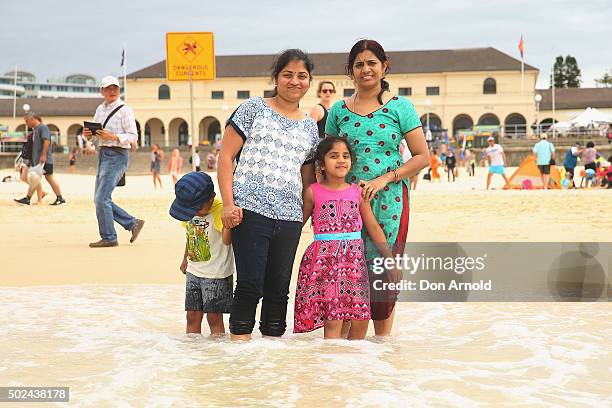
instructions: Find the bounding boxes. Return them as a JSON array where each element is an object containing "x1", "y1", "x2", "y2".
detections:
[
  {"x1": 519, "y1": 35, "x2": 525, "y2": 92},
  {"x1": 120, "y1": 49, "x2": 125, "y2": 67}
]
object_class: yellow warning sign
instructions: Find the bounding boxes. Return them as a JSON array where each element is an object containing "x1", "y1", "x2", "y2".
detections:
[{"x1": 165, "y1": 32, "x2": 215, "y2": 81}]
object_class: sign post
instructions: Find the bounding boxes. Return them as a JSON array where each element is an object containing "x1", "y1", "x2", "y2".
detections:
[{"x1": 165, "y1": 32, "x2": 215, "y2": 171}]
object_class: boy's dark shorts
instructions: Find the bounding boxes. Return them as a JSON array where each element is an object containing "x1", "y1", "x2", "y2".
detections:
[
  {"x1": 538, "y1": 164, "x2": 550, "y2": 175},
  {"x1": 185, "y1": 273, "x2": 233, "y2": 313}
]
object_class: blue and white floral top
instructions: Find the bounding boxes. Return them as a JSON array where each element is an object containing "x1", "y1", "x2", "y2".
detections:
[{"x1": 227, "y1": 97, "x2": 319, "y2": 222}]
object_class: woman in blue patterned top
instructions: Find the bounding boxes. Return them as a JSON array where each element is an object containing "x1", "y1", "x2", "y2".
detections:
[{"x1": 218, "y1": 49, "x2": 319, "y2": 340}]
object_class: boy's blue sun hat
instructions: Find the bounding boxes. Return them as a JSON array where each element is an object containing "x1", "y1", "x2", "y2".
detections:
[{"x1": 169, "y1": 171, "x2": 214, "y2": 221}]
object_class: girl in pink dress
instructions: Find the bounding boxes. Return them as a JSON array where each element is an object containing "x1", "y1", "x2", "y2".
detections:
[{"x1": 294, "y1": 136, "x2": 395, "y2": 339}]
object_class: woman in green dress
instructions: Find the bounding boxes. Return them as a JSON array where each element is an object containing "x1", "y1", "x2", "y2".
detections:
[{"x1": 325, "y1": 39, "x2": 430, "y2": 336}]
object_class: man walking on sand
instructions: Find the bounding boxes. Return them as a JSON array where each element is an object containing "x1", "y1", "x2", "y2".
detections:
[
  {"x1": 14, "y1": 113, "x2": 65, "y2": 205},
  {"x1": 485, "y1": 136, "x2": 509, "y2": 190},
  {"x1": 83, "y1": 75, "x2": 144, "y2": 248},
  {"x1": 533, "y1": 133, "x2": 556, "y2": 190}
]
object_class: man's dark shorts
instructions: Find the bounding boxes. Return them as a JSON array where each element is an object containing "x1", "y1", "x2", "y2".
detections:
[
  {"x1": 538, "y1": 164, "x2": 550, "y2": 175},
  {"x1": 43, "y1": 163, "x2": 53, "y2": 175}
]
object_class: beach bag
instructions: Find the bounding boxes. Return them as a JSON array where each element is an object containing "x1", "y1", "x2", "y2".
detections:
[
  {"x1": 548, "y1": 142, "x2": 555, "y2": 165},
  {"x1": 521, "y1": 179, "x2": 532, "y2": 190},
  {"x1": 27, "y1": 163, "x2": 44, "y2": 189}
]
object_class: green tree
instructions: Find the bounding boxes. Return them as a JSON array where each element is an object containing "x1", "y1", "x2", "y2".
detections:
[
  {"x1": 550, "y1": 55, "x2": 582, "y2": 88},
  {"x1": 551, "y1": 56, "x2": 566, "y2": 88},
  {"x1": 594, "y1": 70, "x2": 612, "y2": 88},
  {"x1": 565, "y1": 56, "x2": 582, "y2": 88}
]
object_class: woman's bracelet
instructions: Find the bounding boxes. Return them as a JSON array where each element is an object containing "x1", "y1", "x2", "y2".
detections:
[{"x1": 393, "y1": 169, "x2": 400, "y2": 183}]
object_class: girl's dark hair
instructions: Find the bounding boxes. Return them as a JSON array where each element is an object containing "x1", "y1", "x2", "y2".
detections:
[
  {"x1": 315, "y1": 136, "x2": 356, "y2": 178},
  {"x1": 271, "y1": 49, "x2": 314, "y2": 97},
  {"x1": 346, "y1": 39, "x2": 390, "y2": 104},
  {"x1": 317, "y1": 80, "x2": 335, "y2": 97},
  {"x1": 586, "y1": 141, "x2": 595, "y2": 148}
]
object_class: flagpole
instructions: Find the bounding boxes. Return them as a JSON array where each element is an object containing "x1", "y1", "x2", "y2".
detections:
[
  {"x1": 123, "y1": 44, "x2": 127, "y2": 102},
  {"x1": 12, "y1": 64, "x2": 17, "y2": 131},
  {"x1": 519, "y1": 35, "x2": 524, "y2": 93},
  {"x1": 189, "y1": 66, "x2": 196, "y2": 171},
  {"x1": 551, "y1": 67, "x2": 556, "y2": 139}
]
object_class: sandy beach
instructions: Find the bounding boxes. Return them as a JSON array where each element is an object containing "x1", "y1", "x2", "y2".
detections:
[
  {"x1": 1, "y1": 166, "x2": 610, "y2": 406},
  {"x1": 1, "y1": 167, "x2": 611, "y2": 286}
]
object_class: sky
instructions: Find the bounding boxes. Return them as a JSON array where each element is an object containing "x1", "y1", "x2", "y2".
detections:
[{"x1": 2, "y1": 0, "x2": 611, "y2": 89}]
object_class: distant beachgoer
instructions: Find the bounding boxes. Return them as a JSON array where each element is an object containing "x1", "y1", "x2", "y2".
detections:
[
  {"x1": 464, "y1": 149, "x2": 475, "y2": 176},
  {"x1": 581, "y1": 141, "x2": 597, "y2": 174},
  {"x1": 310, "y1": 81, "x2": 336, "y2": 139},
  {"x1": 445, "y1": 149, "x2": 456, "y2": 182},
  {"x1": 193, "y1": 148, "x2": 201, "y2": 172},
  {"x1": 14, "y1": 129, "x2": 46, "y2": 204},
  {"x1": 150, "y1": 144, "x2": 163, "y2": 189},
  {"x1": 68, "y1": 148, "x2": 78, "y2": 173},
  {"x1": 430, "y1": 150, "x2": 441, "y2": 182},
  {"x1": 485, "y1": 136, "x2": 509, "y2": 190},
  {"x1": 170, "y1": 171, "x2": 235, "y2": 335},
  {"x1": 14, "y1": 113, "x2": 65, "y2": 205},
  {"x1": 168, "y1": 148, "x2": 183, "y2": 185},
  {"x1": 206, "y1": 149, "x2": 216, "y2": 171},
  {"x1": 563, "y1": 142, "x2": 582, "y2": 188},
  {"x1": 532, "y1": 133, "x2": 555, "y2": 189}
]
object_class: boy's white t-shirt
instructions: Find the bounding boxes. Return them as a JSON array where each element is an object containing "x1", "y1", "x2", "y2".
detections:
[{"x1": 184, "y1": 198, "x2": 235, "y2": 279}]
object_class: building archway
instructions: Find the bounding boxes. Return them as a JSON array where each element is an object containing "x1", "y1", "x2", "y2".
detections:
[
  {"x1": 135, "y1": 120, "x2": 142, "y2": 146},
  {"x1": 67, "y1": 124, "x2": 83, "y2": 146},
  {"x1": 419, "y1": 113, "x2": 442, "y2": 130},
  {"x1": 477, "y1": 113, "x2": 500, "y2": 126},
  {"x1": 198, "y1": 116, "x2": 221, "y2": 146},
  {"x1": 169, "y1": 118, "x2": 188, "y2": 147},
  {"x1": 452, "y1": 114, "x2": 473, "y2": 136},
  {"x1": 539, "y1": 118, "x2": 558, "y2": 132},
  {"x1": 145, "y1": 118, "x2": 165, "y2": 147},
  {"x1": 504, "y1": 113, "x2": 527, "y2": 138},
  {"x1": 47, "y1": 123, "x2": 60, "y2": 144}
]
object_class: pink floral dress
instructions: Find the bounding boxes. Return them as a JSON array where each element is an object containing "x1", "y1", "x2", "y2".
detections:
[{"x1": 293, "y1": 183, "x2": 371, "y2": 333}]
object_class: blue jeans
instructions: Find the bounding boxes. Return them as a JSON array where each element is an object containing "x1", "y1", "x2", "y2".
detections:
[
  {"x1": 229, "y1": 210, "x2": 302, "y2": 336},
  {"x1": 94, "y1": 148, "x2": 136, "y2": 241}
]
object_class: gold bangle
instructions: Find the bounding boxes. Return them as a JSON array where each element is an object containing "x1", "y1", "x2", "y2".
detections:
[{"x1": 393, "y1": 169, "x2": 400, "y2": 183}]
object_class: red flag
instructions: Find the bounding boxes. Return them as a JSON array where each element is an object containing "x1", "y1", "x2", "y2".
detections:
[{"x1": 518, "y1": 35, "x2": 524, "y2": 59}]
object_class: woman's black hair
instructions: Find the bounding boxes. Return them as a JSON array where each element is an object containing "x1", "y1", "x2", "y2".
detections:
[
  {"x1": 346, "y1": 39, "x2": 390, "y2": 104},
  {"x1": 271, "y1": 49, "x2": 314, "y2": 97},
  {"x1": 586, "y1": 141, "x2": 595, "y2": 148},
  {"x1": 315, "y1": 136, "x2": 356, "y2": 178}
]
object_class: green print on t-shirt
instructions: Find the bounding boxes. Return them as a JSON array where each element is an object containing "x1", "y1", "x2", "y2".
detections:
[{"x1": 186, "y1": 218, "x2": 211, "y2": 262}]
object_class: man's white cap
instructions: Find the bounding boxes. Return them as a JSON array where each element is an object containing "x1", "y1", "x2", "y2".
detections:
[
  {"x1": 487, "y1": 136, "x2": 495, "y2": 142},
  {"x1": 100, "y1": 75, "x2": 120, "y2": 89},
  {"x1": 540, "y1": 133, "x2": 548, "y2": 139}
]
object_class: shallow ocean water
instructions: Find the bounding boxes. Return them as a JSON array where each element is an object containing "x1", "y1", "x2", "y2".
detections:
[{"x1": 0, "y1": 285, "x2": 610, "y2": 407}]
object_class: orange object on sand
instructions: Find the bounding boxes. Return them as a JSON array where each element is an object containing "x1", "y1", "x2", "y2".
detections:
[{"x1": 507, "y1": 155, "x2": 562, "y2": 189}]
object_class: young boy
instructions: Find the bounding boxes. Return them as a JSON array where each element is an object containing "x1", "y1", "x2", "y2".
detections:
[{"x1": 169, "y1": 171, "x2": 235, "y2": 335}]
